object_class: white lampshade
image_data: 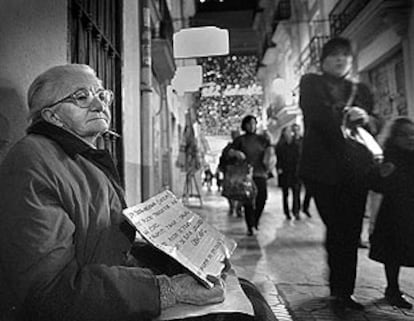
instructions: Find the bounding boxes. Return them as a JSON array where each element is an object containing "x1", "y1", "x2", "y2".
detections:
[
  {"x1": 173, "y1": 27, "x2": 229, "y2": 58},
  {"x1": 172, "y1": 65, "x2": 203, "y2": 94}
]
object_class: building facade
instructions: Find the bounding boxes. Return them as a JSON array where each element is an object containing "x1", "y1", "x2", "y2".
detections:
[{"x1": 257, "y1": 0, "x2": 414, "y2": 141}]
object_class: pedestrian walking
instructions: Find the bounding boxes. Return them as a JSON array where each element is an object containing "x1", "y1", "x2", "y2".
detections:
[
  {"x1": 203, "y1": 165, "x2": 214, "y2": 191},
  {"x1": 298, "y1": 37, "x2": 380, "y2": 310},
  {"x1": 215, "y1": 168, "x2": 224, "y2": 191},
  {"x1": 369, "y1": 117, "x2": 414, "y2": 309},
  {"x1": 275, "y1": 124, "x2": 302, "y2": 220},
  {"x1": 228, "y1": 115, "x2": 271, "y2": 236},
  {"x1": 219, "y1": 129, "x2": 243, "y2": 217}
]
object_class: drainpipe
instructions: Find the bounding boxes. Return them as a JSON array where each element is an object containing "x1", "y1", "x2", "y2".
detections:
[{"x1": 141, "y1": 0, "x2": 153, "y2": 200}]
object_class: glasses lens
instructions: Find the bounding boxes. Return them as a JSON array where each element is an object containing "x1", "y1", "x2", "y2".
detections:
[
  {"x1": 72, "y1": 89, "x2": 92, "y2": 108},
  {"x1": 71, "y1": 88, "x2": 113, "y2": 108},
  {"x1": 97, "y1": 89, "x2": 113, "y2": 105}
]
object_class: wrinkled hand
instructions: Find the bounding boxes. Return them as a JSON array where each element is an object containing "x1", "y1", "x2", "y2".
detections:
[
  {"x1": 345, "y1": 106, "x2": 369, "y2": 126},
  {"x1": 171, "y1": 274, "x2": 225, "y2": 306}
]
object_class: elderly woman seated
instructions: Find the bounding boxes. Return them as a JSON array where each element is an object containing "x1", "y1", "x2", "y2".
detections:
[{"x1": 0, "y1": 64, "x2": 276, "y2": 321}]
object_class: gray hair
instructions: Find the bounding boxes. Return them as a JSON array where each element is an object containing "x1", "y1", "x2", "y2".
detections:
[{"x1": 27, "y1": 64, "x2": 98, "y2": 123}]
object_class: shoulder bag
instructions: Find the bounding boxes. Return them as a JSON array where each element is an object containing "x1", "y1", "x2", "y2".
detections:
[{"x1": 341, "y1": 82, "x2": 383, "y2": 183}]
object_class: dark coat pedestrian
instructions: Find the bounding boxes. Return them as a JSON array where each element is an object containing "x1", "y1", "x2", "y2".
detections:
[
  {"x1": 275, "y1": 126, "x2": 301, "y2": 219},
  {"x1": 298, "y1": 37, "x2": 378, "y2": 311},
  {"x1": 370, "y1": 147, "x2": 414, "y2": 267},
  {"x1": 219, "y1": 130, "x2": 244, "y2": 217},
  {"x1": 368, "y1": 117, "x2": 414, "y2": 309},
  {"x1": 229, "y1": 115, "x2": 270, "y2": 236}
]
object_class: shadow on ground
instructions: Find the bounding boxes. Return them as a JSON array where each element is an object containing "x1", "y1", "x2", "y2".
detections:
[{"x1": 277, "y1": 289, "x2": 414, "y2": 321}]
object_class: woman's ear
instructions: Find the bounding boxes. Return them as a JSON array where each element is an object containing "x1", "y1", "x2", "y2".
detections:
[{"x1": 41, "y1": 108, "x2": 63, "y2": 127}]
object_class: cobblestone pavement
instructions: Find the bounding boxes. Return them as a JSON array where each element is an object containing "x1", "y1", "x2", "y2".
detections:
[{"x1": 188, "y1": 179, "x2": 414, "y2": 321}]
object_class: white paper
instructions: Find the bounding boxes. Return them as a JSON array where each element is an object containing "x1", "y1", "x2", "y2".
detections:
[
  {"x1": 123, "y1": 190, "x2": 237, "y2": 288},
  {"x1": 156, "y1": 272, "x2": 254, "y2": 320}
]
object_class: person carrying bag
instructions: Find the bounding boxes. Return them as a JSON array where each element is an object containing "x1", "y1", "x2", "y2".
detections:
[{"x1": 298, "y1": 37, "x2": 381, "y2": 310}]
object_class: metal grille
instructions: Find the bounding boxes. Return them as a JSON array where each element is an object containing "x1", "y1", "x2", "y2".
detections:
[
  {"x1": 295, "y1": 35, "x2": 330, "y2": 77},
  {"x1": 69, "y1": 0, "x2": 123, "y2": 180},
  {"x1": 329, "y1": 0, "x2": 371, "y2": 36}
]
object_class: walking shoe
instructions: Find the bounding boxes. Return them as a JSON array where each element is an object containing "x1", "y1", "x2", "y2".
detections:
[
  {"x1": 247, "y1": 228, "x2": 254, "y2": 236},
  {"x1": 236, "y1": 207, "x2": 243, "y2": 217},
  {"x1": 385, "y1": 292, "x2": 413, "y2": 309},
  {"x1": 303, "y1": 209, "x2": 312, "y2": 218},
  {"x1": 284, "y1": 212, "x2": 291, "y2": 220},
  {"x1": 333, "y1": 295, "x2": 364, "y2": 311}
]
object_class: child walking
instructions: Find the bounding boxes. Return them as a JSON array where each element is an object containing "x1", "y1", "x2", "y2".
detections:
[{"x1": 369, "y1": 117, "x2": 414, "y2": 309}]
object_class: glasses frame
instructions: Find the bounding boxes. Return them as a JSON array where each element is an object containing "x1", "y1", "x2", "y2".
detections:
[{"x1": 43, "y1": 88, "x2": 114, "y2": 110}]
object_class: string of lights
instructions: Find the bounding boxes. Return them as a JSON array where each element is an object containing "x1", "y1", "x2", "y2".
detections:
[{"x1": 197, "y1": 55, "x2": 263, "y2": 136}]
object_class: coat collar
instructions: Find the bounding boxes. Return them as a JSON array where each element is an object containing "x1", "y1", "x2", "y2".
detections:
[{"x1": 27, "y1": 121, "x2": 92, "y2": 158}]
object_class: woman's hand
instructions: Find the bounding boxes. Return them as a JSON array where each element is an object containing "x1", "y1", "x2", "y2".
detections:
[
  {"x1": 344, "y1": 106, "x2": 369, "y2": 126},
  {"x1": 171, "y1": 274, "x2": 225, "y2": 306},
  {"x1": 228, "y1": 149, "x2": 246, "y2": 161},
  {"x1": 235, "y1": 150, "x2": 246, "y2": 161}
]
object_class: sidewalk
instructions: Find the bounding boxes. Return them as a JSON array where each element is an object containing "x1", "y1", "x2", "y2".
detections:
[{"x1": 188, "y1": 179, "x2": 414, "y2": 321}]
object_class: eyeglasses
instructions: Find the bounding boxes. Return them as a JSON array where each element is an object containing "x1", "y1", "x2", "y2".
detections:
[{"x1": 44, "y1": 88, "x2": 114, "y2": 109}]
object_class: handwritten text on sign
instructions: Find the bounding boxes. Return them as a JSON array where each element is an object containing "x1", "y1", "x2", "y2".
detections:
[{"x1": 123, "y1": 190, "x2": 237, "y2": 288}]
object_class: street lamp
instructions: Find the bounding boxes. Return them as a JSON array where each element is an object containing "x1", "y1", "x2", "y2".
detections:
[{"x1": 173, "y1": 26, "x2": 229, "y2": 59}]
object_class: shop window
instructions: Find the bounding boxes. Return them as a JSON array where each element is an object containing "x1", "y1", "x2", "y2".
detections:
[{"x1": 369, "y1": 50, "x2": 407, "y2": 133}]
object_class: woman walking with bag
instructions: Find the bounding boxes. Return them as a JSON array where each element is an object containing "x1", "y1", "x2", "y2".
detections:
[
  {"x1": 298, "y1": 37, "x2": 380, "y2": 310},
  {"x1": 228, "y1": 115, "x2": 270, "y2": 236}
]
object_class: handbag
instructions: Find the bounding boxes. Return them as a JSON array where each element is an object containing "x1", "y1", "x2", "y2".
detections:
[
  {"x1": 222, "y1": 161, "x2": 257, "y2": 204},
  {"x1": 341, "y1": 83, "x2": 382, "y2": 183}
]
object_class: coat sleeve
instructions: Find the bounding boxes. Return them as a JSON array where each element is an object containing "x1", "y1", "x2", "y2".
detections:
[
  {"x1": 299, "y1": 73, "x2": 345, "y2": 158},
  {"x1": 355, "y1": 82, "x2": 380, "y2": 135},
  {"x1": 0, "y1": 154, "x2": 161, "y2": 321}
]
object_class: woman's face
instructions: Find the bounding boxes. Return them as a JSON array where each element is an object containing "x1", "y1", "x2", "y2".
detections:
[
  {"x1": 46, "y1": 70, "x2": 111, "y2": 144},
  {"x1": 244, "y1": 118, "x2": 257, "y2": 133},
  {"x1": 395, "y1": 123, "x2": 414, "y2": 151},
  {"x1": 322, "y1": 50, "x2": 352, "y2": 78}
]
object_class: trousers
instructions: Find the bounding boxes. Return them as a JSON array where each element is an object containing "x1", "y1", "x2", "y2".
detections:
[
  {"x1": 305, "y1": 180, "x2": 367, "y2": 296},
  {"x1": 281, "y1": 183, "x2": 300, "y2": 217},
  {"x1": 243, "y1": 177, "x2": 268, "y2": 231}
]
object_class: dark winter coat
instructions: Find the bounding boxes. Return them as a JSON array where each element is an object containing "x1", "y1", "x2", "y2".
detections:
[
  {"x1": 231, "y1": 133, "x2": 270, "y2": 179},
  {"x1": 275, "y1": 137, "x2": 301, "y2": 188},
  {"x1": 299, "y1": 73, "x2": 375, "y2": 185},
  {"x1": 0, "y1": 122, "x2": 160, "y2": 321},
  {"x1": 369, "y1": 147, "x2": 414, "y2": 266}
]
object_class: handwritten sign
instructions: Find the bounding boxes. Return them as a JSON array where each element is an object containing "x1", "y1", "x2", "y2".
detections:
[{"x1": 123, "y1": 190, "x2": 237, "y2": 288}]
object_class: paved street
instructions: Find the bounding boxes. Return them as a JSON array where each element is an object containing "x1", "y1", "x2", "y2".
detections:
[{"x1": 188, "y1": 178, "x2": 414, "y2": 321}]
